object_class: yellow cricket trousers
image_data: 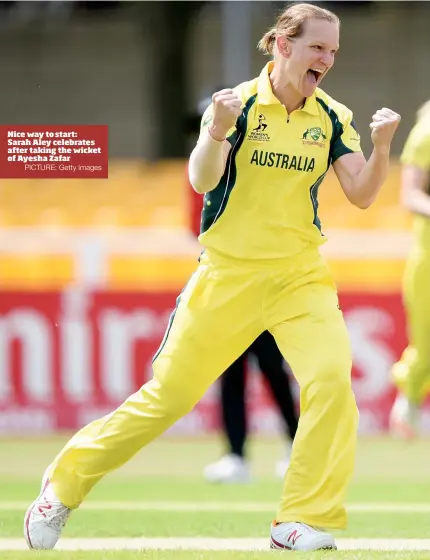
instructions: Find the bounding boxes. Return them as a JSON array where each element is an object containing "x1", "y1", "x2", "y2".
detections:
[
  {"x1": 392, "y1": 238, "x2": 430, "y2": 404},
  {"x1": 49, "y1": 247, "x2": 358, "y2": 529}
]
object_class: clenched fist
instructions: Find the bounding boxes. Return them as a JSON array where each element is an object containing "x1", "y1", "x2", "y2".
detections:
[
  {"x1": 209, "y1": 89, "x2": 242, "y2": 141},
  {"x1": 369, "y1": 108, "x2": 401, "y2": 150}
]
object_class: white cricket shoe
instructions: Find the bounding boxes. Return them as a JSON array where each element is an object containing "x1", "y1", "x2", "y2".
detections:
[
  {"x1": 270, "y1": 521, "x2": 337, "y2": 551},
  {"x1": 24, "y1": 471, "x2": 72, "y2": 550},
  {"x1": 203, "y1": 454, "x2": 250, "y2": 484},
  {"x1": 389, "y1": 393, "x2": 420, "y2": 440}
]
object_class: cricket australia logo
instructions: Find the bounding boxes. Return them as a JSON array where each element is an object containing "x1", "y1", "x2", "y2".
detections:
[
  {"x1": 248, "y1": 114, "x2": 270, "y2": 142},
  {"x1": 302, "y1": 127, "x2": 326, "y2": 148}
]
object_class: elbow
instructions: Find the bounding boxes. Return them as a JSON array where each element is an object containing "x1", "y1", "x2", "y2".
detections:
[
  {"x1": 343, "y1": 178, "x2": 378, "y2": 210},
  {"x1": 354, "y1": 199, "x2": 373, "y2": 210},
  {"x1": 188, "y1": 172, "x2": 211, "y2": 195},
  {"x1": 188, "y1": 165, "x2": 205, "y2": 194},
  {"x1": 350, "y1": 195, "x2": 375, "y2": 210},
  {"x1": 188, "y1": 154, "x2": 204, "y2": 194},
  {"x1": 189, "y1": 179, "x2": 206, "y2": 195},
  {"x1": 188, "y1": 167, "x2": 217, "y2": 194}
]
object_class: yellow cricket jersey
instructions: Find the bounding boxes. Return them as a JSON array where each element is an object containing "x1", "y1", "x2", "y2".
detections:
[
  {"x1": 198, "y1": 61, "x2": 362, "y2": 260},
  {"x1": 400, "y1": 108, "x2": 430, "y2": 249}
]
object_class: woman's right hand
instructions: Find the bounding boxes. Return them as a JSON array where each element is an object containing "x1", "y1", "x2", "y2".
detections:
[{"x1": 209, "y1": 89, "x2": 242, "y2": 142}]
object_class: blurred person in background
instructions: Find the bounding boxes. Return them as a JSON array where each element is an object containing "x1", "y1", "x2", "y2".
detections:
[
  {"x1": 390, "y1": 100, "x2": 430, "y2": 439},
  {"x1": 188, "y1": 99, "x2": 298, "y2": 484},
  {"x1": 25, "y1": 3, "x2": 401, "y2": 552}
]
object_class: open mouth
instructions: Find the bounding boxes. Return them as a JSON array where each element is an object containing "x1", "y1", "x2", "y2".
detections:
[{"x1": 307, "y1": 69, "x2": 324, "y2": 85}]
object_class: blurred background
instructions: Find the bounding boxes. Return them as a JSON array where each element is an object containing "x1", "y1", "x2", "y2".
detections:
[{"x1": 0, "y1": 0, "x2": 429, "y2": 437}]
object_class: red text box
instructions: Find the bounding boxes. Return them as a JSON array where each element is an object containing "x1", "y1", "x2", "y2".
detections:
[{"x1": 0, "y1": 125, "x2": 108, "y2": 178}]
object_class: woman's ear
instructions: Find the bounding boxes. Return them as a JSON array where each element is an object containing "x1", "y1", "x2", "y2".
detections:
[{"x1": 276, "y1": 36, "x2": 290, "y2": 58}]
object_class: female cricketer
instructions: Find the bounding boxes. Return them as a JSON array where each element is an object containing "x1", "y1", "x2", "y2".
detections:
[{"x1": 25, "y1": 2, "x2": 401, "y2": 552}]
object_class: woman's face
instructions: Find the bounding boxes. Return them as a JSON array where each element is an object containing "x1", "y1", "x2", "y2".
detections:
[{"x1": 280, "y1": 18, "x2": 339, "y2": 98}]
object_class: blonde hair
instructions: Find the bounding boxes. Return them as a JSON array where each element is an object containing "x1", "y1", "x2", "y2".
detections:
[{"x1": 258, "y1": 3, "x2": 340, "y2": 56}]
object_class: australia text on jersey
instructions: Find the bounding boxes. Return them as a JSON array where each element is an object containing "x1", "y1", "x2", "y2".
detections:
[{"x1": 250, "y1": 149, "x2": 315, "y2": 172}]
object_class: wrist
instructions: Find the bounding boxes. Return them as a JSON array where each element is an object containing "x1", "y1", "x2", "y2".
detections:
[
  {"x1": 372, "y1": 143, "x2": 391, "y2": 157},
  {"x1": 208, "y1": 124, "x2": 227, "y2": 142}
]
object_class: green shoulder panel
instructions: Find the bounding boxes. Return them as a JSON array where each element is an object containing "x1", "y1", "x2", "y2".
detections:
[{"x1": 316, "y1": 97, "x2": 354, "y2": 164}]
